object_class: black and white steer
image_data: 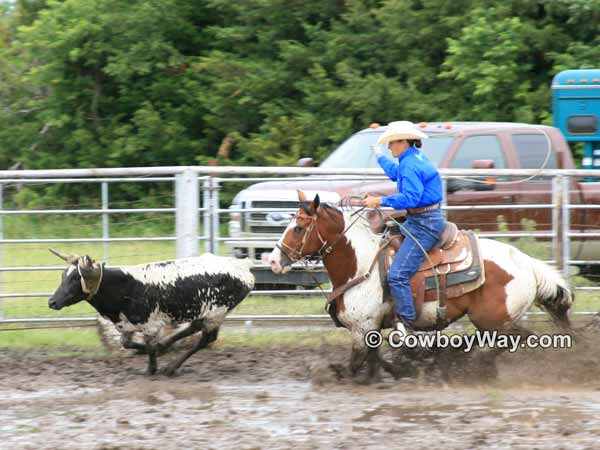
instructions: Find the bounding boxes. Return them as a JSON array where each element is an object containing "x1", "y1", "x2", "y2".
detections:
[{"x1": 47, "y1": 249, "x2": 254, "y2": 375}]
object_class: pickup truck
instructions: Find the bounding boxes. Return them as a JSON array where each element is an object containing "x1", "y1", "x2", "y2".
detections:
[{"x1": 226, "y1": 122, "x2": 600, "y2": 285}]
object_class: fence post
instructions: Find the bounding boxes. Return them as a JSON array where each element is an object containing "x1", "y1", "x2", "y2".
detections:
[
  {"x1": 212, "y1": 178, "x2": 220, "y2": 255},
  {"x1": 561, "y1": 176, "x2": 570, "y2": 286},
  {"x1": 0, "y1": 183, "x2": 3, "y2": 320},
  {"x1": 101, "y1": 182, "x2": 109, "y2": 263},
  {"x1": 202, "y1": 177, "x2": 211, "y2": 254},
  {"x1": 441, "y1": 178, "x2": 448, "y2": 219},
  {"x1": 176, "y1": 169, "x2": 199, "y2": 258},
  {"x1": 552, "y1": 175, "x2": 562, "y2": 270}
]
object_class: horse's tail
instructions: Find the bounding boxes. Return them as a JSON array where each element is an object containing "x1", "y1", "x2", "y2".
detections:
[{"x1": 530, "y1": 256, "x2": 574, "y2": 329}]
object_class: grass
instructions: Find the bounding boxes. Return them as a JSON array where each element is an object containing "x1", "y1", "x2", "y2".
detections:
[
  {"x1": 0, "y1": 213, "x2": 598, "y2": 349},
  {"x1": 214, "y1": 329, "x2": 350, "y2": 349},
  {"x1": 0, "y1": 213, "x2": 329, "y2": 349},
  {"x1": 0, "y1": 327, "x2": 103, "y2": 349}
]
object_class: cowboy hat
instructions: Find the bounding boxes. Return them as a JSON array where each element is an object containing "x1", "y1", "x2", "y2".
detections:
[{"x1": 376, "y1": 121, "x2": 428, "y2": 145}]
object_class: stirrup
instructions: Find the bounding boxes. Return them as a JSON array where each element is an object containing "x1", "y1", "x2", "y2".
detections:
[
  {"x1": 393, "y1": 316, "x2": 415, "y2": 334},
  {"x1": 394, "y1": 321, "x2": 408, "y2": 336}
]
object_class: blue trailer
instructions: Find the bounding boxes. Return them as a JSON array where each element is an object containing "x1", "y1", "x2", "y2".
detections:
[{"x1": 552, "y1": 69, "x2": 600, "y2": 173}]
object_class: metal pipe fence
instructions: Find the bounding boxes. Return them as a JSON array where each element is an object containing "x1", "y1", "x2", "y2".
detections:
[{"x1": 0, "y1": 166, "x2": 599, "y2": 326}]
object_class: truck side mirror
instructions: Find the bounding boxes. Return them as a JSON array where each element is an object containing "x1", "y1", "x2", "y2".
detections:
[
  {"x1": 297, "y1": 157, "x2": 314, "y2": 167},
  {"x1": 472, "y1": 159, "x2": 495, "y2": 169},
  {"x1": 446, "y1": 159, "x2": 497, "y2": 193},
  {"x1": 471, "y1": 159, "x2": 496, "y2": 191}
]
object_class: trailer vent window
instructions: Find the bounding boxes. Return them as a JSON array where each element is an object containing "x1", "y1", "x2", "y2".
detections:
[{"x1": 567, "y1": 115, "x2": 598, "y2": 135}]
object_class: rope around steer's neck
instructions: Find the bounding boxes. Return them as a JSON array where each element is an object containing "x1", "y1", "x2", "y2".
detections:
[{"x1": 77, "y1": 263, "x2": 104, "y2": 301}]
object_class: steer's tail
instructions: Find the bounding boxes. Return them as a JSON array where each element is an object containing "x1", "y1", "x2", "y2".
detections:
[{"x1": 530, "y1": 257, "x2": 574, "y2": 330}]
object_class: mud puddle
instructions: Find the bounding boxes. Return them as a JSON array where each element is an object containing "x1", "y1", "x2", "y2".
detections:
[{"x1": 2, "y1": 329, "x2": 600, "y2": 450}]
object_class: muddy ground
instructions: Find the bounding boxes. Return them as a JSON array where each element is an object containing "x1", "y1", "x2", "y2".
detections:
[{"x1": 3, "y1": 327, "x2": 600, "y2": 450}]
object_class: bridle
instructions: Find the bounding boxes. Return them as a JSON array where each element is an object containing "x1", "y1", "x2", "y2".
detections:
[
  {"x1": 277, "y1": 214, "x2": 327, "y2": 263},
  {"x1": 275, "y1": 203, "x2": 379, "y2": 320},
  {"x1": 276, "y1": 207, "x2": 365, "y2": 264}
]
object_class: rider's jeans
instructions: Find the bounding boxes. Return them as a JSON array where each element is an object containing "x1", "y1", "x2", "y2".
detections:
[{"x1": 388, "y1": 209, "x2": 445, "y2": 321}]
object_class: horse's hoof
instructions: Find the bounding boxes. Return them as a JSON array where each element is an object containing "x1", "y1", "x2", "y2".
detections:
[
  {"x1": 161, "y1": 365, "x2": 178, "y2": 377},
  {"x1": 352, "y1": 373, "x2": 375, "y2": 386},
  {"x1": 328, "y1": 363, "x2": 348, "y2": 379},
  {"x1": 369, "y1": 373, "x2": 383, "y2": 384}
]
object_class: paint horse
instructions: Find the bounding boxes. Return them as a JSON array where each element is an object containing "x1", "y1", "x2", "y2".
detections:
[{"x1": 269, "y1": 191, "x2": 573, "y2": 380}]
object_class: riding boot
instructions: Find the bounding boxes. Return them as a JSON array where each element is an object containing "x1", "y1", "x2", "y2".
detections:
[{"x1": 393, "y1": 314, "x2": 415, "y2": 334}]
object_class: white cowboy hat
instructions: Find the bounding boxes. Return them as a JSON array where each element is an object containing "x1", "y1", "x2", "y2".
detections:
[{"x1": 376, "y1": 121, "x2": 428, "y2": 145}]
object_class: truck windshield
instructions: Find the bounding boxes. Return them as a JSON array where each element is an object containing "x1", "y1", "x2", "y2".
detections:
[{"x1": 320, "y1": 131, "x2": 453, "y2": 168}]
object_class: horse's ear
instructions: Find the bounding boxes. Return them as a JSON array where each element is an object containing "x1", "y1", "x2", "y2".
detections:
[
  {"x1": 312, "y1": 194, "x2": 320, "y2": 212},
  {"x1": 297, "y1": 190, "x2": 307, "y2": 202}
]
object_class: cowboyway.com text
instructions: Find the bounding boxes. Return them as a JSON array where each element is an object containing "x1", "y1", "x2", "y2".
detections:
[{"x1": 363, "y1": 330, "x2": 572, "y2": 353}]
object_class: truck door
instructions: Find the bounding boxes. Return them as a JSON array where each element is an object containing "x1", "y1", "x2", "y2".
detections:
[
  {"x1": 445, "y1": 134, "x2": 518, "y2": 232},
  {"x1": 510, "y1": 133, "x2": 557, "y2": 235}
]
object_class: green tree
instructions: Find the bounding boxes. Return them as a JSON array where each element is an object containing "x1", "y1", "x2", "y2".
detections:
[{"x1": 0, "y1": 0, "x2": 597, "y2": 197}]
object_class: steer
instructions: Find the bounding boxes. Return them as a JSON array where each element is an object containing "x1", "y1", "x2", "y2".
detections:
[{"x1": 47, "y1": 249, "x2": 254, "y2": 376}]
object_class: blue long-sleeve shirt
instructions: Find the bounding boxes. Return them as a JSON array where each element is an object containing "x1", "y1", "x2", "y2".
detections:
[{"x1": 377, "y1": 146, "x2": 443, "y2": 210}]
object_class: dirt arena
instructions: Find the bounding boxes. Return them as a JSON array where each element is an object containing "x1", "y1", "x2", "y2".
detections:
[{"x1": 3, "y1": 325, "x2": 600, "y2": 450}]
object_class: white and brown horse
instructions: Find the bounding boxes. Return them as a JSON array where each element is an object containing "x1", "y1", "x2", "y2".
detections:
[{"x1": 269, "y1": 191, "x2": 573, "y2": 380}]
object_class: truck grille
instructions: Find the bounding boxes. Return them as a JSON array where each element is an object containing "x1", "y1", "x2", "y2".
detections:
[
  {"x1": 246, "y1": 200, "x2": 299, "y2": 233},
  {"x1": 251, "y1": 201, "x2": 300, "y2": 209},
  {"x1": 250, "y1": 212, "x2": 268, "y2": 221}
]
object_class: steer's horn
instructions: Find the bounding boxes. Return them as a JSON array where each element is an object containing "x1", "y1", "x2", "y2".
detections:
[{"x1": 48, "y1": 248, "x2": 79, "y2": 264}]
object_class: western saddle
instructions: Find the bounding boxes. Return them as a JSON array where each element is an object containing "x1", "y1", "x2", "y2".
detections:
[
  {"x1": 377, "y1": 219, "x2": 485, "y2": 325},
  {"x1": 327, "y1": 213, "x2": 485, "y2": 329}
]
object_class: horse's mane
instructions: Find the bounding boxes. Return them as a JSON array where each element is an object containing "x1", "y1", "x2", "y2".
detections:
[
  {"x1": 299, "y1": 201, "x2": 375, "y2": 236},
  {"x1": 322, "y1": 203, "x2": 377, "y2": 239}
]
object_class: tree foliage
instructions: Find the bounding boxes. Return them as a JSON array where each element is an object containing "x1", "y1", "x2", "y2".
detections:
[{"x1": 0, "y1": 0, "x2": 598, "y2": 175}]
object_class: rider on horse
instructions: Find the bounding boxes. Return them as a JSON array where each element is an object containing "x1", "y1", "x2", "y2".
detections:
[{"x1": 362, "y1": 121, "x2": 445, "y2": 332}]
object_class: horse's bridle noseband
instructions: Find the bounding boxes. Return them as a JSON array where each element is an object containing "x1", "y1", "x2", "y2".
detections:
[
  {"x1": 277, "y1": 214, "x2": 329, "y2": 263},
  {"x1": 276, "y1": 207, "x2": 365, "y2": 264}
]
